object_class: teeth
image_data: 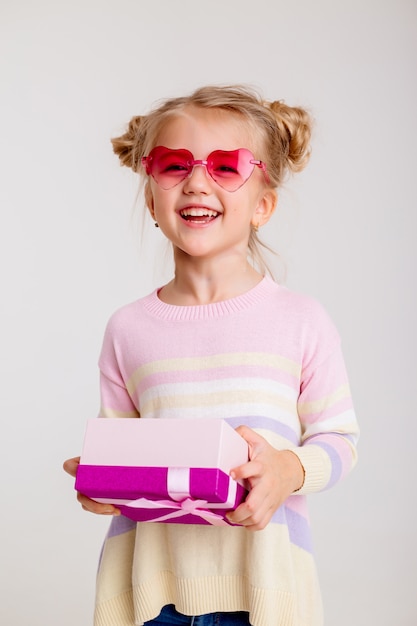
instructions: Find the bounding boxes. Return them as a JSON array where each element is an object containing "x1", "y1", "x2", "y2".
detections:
[{"x1": 180, "y1": 208, "x2": 219, "y2": 217}]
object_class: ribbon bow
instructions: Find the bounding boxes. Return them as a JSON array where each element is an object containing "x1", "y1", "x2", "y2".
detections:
[{"x1": 125, "y1": 496, "x2": 230, "y2": 526}]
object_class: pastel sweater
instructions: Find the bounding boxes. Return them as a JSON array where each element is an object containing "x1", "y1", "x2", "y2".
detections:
[{"x1": 93, "y1": 276, "x2": 359, "y2": 626}]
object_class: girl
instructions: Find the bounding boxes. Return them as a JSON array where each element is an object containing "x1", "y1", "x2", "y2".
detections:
[{"x1": 64, "y1": 85, "x2": 359, "y2": 626}]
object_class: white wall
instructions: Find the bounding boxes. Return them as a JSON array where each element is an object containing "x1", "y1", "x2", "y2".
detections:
[{"x1": 1, "y1": 1, "x2": 416, "y2": 624}]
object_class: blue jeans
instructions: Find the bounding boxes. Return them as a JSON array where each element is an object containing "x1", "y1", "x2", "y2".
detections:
[{"x1": 144, "y1": 604, "x2": 252, "y2": 626}]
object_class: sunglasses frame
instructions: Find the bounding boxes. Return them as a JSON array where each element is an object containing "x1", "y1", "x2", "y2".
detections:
[{"x1": 141, "y1": 146, "x2": 270, "y2": 191}]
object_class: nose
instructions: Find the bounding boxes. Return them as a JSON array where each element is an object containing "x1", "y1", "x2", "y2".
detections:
[{"x1": 182, "y1": 163, "x2": 212, "y2": 194}]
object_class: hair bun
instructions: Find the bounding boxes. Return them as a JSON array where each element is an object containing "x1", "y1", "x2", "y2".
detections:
[
  {"x1": 268, "y1": 101, "x2": 312, "y2": 173},
  {"x1": 111, "y1": 115, "x2": 144, "y2": 170}
]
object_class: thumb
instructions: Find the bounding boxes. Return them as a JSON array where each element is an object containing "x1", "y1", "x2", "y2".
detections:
[{"x1": 234, "y1": 425, "x2": 266, "y2": 459}]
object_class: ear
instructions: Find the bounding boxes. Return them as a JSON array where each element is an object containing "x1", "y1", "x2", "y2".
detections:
[
  {"x1": 251, "y1": 189, "x2": 277, "y2": 229},
  {"x1": 144, "y1": 182, "x2": 155, "y2": 220}
]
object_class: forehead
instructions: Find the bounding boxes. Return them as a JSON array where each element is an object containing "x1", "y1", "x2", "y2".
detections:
[{"x1": 155, "y1": 106, "x2": 260, "y2": 155}]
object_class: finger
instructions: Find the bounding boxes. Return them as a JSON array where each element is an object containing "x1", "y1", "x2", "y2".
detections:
[
  {"x1": 230, "y1": 459, "x2": 263, "y2": 483},
  {"x1": 77, "y1": 492, "x2": 121, "y2": 516},
  {"x1": 81, "y1": 503, "x2": 121, "y2": 516},
  {"x1": 63, "y1": 457, "x2": 80, "y2": 477},
  {"x1": 227, "y1": 500, "x2": 271, "y2": 531},
  {"x1": 234, "y1": 425, "x2": 264, "y2": 448},
  {"x1": 234, "y1": 426, "x2": 268, "y2": 459}
]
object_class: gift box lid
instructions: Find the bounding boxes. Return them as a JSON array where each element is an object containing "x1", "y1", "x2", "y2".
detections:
[{"x1": 79, "y1": 417, "x2": 248, "y2": 474}]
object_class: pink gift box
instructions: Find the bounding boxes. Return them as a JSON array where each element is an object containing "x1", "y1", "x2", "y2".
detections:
[{"x1": 75, "y1": 418, "x2": 249, "y2": 526}]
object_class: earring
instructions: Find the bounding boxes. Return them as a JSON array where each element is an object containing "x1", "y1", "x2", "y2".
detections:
[
  {"x1": 154, "y1": 222, "x2": 159, "y2": 228},
  {"x1": 252, "y1": 222, "x2": 260, "y2": 232}
]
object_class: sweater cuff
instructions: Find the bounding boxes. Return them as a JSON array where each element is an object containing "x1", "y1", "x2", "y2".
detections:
[{"x1": 290, "y1": 444, "x2": 331, "y2": 495}]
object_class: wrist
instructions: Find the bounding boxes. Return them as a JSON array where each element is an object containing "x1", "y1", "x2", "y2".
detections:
[{"x1": 282, "y1": 449, "x2": 305, "y2": 492}]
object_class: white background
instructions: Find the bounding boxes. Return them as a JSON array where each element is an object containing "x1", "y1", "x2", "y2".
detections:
[{"x1": 1, "y1": 1, "x2": 416, "y2": 624}]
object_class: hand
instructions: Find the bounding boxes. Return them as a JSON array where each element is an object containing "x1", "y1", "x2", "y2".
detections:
[
  {"x1": 63, "y1": 456, "x2": 121, "y2": 516},
  {"x1": 226, "y1": 426, "x2": 304, "y2": 531}
]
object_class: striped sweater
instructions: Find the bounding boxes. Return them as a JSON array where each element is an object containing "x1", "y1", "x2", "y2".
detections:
[{"x1": 94, "y1": 276, "x2": 358, "y2": 626}]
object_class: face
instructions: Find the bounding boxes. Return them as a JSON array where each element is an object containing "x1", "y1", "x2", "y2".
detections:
[{"x1": 145, "y1": 107, "x2": 276, "y2": 261}]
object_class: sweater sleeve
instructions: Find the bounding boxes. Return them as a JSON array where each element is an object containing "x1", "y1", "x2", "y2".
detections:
[
  {"x1": 97, "y1": 313, "x2": 140, "y2": 419},
  {"x1": 290, "y1": 305, "x2": 359, "y2": 495}
]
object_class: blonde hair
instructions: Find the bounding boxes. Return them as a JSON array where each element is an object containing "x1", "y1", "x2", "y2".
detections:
[{"x1": 111, "y1": 84, "x2": 313, "y2": 276}]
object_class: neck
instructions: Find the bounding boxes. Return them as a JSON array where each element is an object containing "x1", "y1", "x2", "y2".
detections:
[{"x1": 158, "y1": 250, "x2": 263, "y2": 306}]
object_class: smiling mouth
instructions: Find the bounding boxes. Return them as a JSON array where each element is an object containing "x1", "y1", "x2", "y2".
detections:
[{"x1": 179, "y1": 208, "x2": 221, "y2": 223}]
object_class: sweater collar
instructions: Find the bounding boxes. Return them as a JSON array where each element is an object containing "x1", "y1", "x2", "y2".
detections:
[{"x1": 142, "y1": 276, "x2": 279, "y2": 321}]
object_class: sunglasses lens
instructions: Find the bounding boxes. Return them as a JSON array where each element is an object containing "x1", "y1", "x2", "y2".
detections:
[
  {"x1": 147, "y1": 147, "x2": 192, "y2": 189},
  {"x1": 208, "y1": 149, "x2": 255, "y2": 191}
]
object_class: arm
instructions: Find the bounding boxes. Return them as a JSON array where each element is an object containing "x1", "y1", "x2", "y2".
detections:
[
  {"x1": 63, "y1": 312, "x2": 138, "y2": 516},
  {"x1": 228, "y1": 331, "x2": 359, "y2": 530}
]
